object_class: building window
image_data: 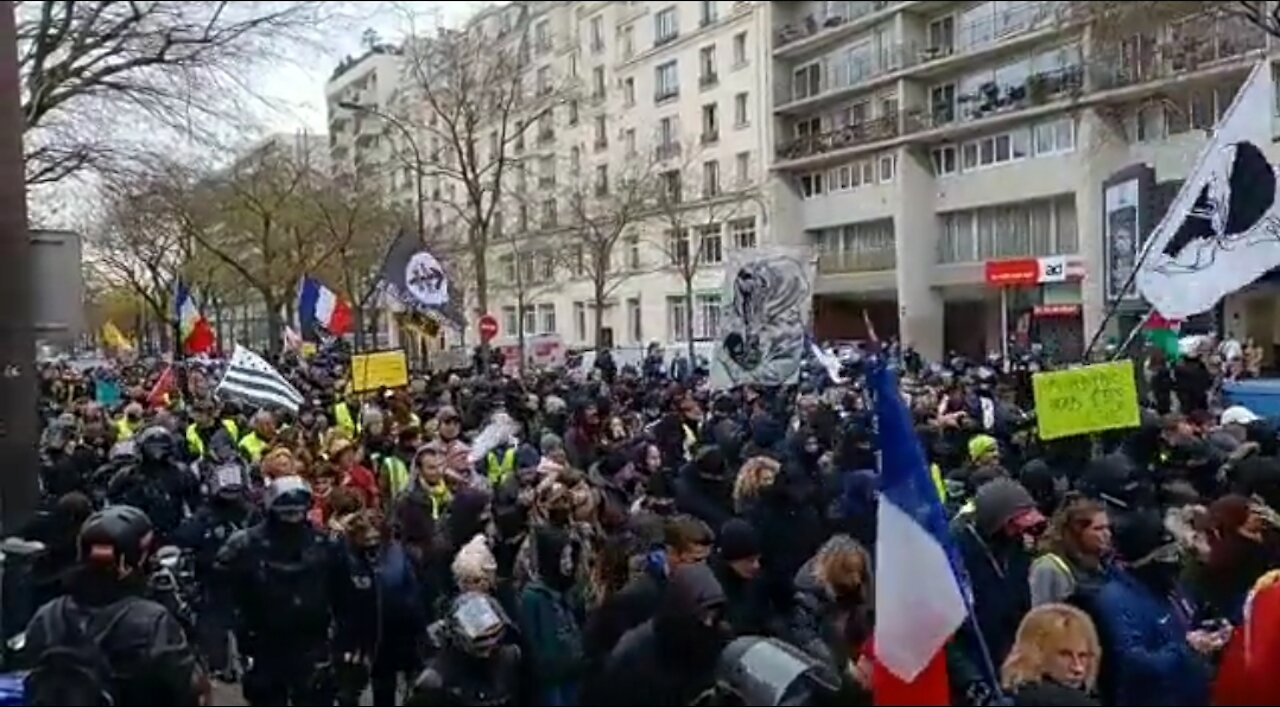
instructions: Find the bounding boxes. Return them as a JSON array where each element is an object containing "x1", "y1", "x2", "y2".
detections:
[
  {"x1": 735, "y1": 151, "x2": 750, "y2": 185},
  {"x1": 518, "y1": 203, "x2": 529, "y2": 231},
  {"x1": 878, "y1": 154, "x2": 896, "y2": 183},
  {"x1": 596, "y1": 164, "x2": 609, "y2": 195},
  {"x1": 696, "y1": 294, "x2": 722, "y2": 339},
  {"x1": 700, "y1": 0, "x2": 717, "y2": 26},
  {"x1": 698, "y1": 223, "x2": 723, "y2": 264},
  {"x1": 927, "y1": 15, "x2": 955, "y2": 55},
  {"x1": 1033, "y1": 117, "x2": 1075, "y2": 155},
  {"x1": 655, "y1": 60, "x2": 679, "y2": 101},
  {"x1": 699, "y1": 45, "x2": 718, "y2": 87},
  {"x1": 661, "y1": 169, "x2": 682, "y2": 203},
  {"x1": 930, "y1": 83, "x2": 956, "y2": 124},
  {"x1": 668, "y1": 228, "x2": 691, "y2": 266},
  {"x1": 570, "y1": 146, "x2": 580, "y2": 175},
  {"x1": 592, "y1": 66, "x2": 606, "y2": 99},
  {"x1": 538, "y1": 304, "x2": 556, "y2": 334},
  {"x1": 732, "y1": 31, "x2": 747, "y2": 67},
  {"x1": 572, "y1": 245, "x2": 586, "y2": 277},
  {"x1": 539, "y1": 155, "x2": 555, "y2": 187},
  {"x1": 730, "y1": 216, "x2": 756, "y2": 249},
  {"x1": 701, "y1": 103, "x2": 719, "y2": 143},
  {"x1": 594, "y1": 115, "x2": 607, "y2": 150},
  {"x1": 503, "y1": 306, "x2": 518, "y2": 335},
  {"x1": 931, "y1": 146, "x2": 957, "y2": 176},
  {"x1": 659, "y1": 115, "x2": 677, "y2": 147},
  {"x1": 541, "y1": 198, "x2": 557, "y2": 228},
  {"x1": 799, "y1": 172, "x2": 825, "y2": 199},
  {"x1": 523, "y1": 306, "x2": 537, "y2": 335},
  {"x1": 626, "y1": 234, "x2": 641, "y2": 269},
  {"x1": 537, "y1": 65, "x2": 552, "y2": 95},
  {"x1": 500, "y1": 253, "x2": 516, "y2": 281},
  {"x1": 627, "y1": 298, "x2": 642, "y2": 343},
  {"x1": 624, "y1": 128, "x2": 637, "y2": 156},
  {"x1": 793, "y1": 62, "x2": 822, "y2": 101},
  {"x1": 938, "y1": 194, "x2": 1079, "y2": 263},
  {"x1": 590, "y1": 15, "x2": 605, "y2": 53},
  {"x1": 620, "y1": 24, "x2": 635, "y2": 60},
  {"x1": 573, "y1": 302, "x2": 587, "y2": 341},
  {"x1": 568, "y1": 99, "x2": 579, "y2": 125},
  {"x1": 623, "y1": 77, "x2": 636, "y2": 106},
  {"x1": 655, "y1": 6, "x2": 678, "y2": 45},
  {"x1": 667, "y1": 296, "x2": 689, "y2": 342},
  {"x1": 702, "y1": 160, "x2": 720, "y2": 198},
  {"x1": 535, "y1": 19, "x2": 551, "y2": 53}
]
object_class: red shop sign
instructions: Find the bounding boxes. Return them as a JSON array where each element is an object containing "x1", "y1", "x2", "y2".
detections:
[
  {"x1": 984, "y1": 258, "x2": 1041, "y2": 286},
  {"x1": 1033, "y1": 304, "x2": 1081, "y2": 318}
]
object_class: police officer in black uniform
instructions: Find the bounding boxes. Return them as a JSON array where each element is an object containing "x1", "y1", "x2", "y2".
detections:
[
  {"x1": 407, "y1": 591, "x2": 522, "y2": 707},
  {"x1": 215, "y1": 476, "x2": 340, "y2": 705},
  {"x1": 172, "y1": 459, "x2": 257, "y2": 679},
  {"x1": 106, "y1": 427, "x2": 199, "y2": 540},
  {"x1": 24, "y1": 506, "x2": 204, "y2": 706}
]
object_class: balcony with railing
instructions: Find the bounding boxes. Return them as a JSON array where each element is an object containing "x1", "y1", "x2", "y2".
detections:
[
  {"x1": 818, "y1": 247, "x2": 897, "y2": 274},
  {"x1": 773, "y1": 1, "x2": 899, "y2": 57},
  {"x1": 953, "y1": 2, "x2": 1060, "y2": 56},
  {"x1": 776, "y1": 112, "x2": 899, "y2": 162},
  {"x1": 655, "y1": 142, "x2": 682, "y2": 161},
  {"x1": 1090, "y1": 17, "x2": 1266, "y2": 93},
  {"x1": 903, "y1": 64, "x2": 1084, "y2": 134},
  {"x1": 776, "y1": 43, "x2": 909, "y2": 111}
]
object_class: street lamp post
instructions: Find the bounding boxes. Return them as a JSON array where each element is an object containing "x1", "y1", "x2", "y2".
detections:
[{"x1": 338, "y1": 101, "x2": 425, "y2": 241}]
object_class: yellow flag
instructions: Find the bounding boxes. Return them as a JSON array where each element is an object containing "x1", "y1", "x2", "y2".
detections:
[{"x1": 102, "y1": 322, "x2": 133, "y2": 351}]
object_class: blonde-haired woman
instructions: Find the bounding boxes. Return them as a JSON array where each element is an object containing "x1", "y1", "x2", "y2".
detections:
[
  {"x1": 1002, "y1": 603, "x2": 1101, "y2": 706},
  {"x1": 733, "y1": 456, "x2": 780, "y2": 513}
]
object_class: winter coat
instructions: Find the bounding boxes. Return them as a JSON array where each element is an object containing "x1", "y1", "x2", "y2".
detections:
[
  {"x1": 709, "y1": 553, "x2": 772, "y2": 637},
  {"x1": 1011, "y1": 679, "x2": 1100, "y2": 706},
  {"x1": 332, "y1": 541, "x2": 425, "y2": 668},
  {"x1": 947, "y1": 521, "x2": 1033, "y2": 695},
  {"x1": 1092, "y1": 571, "x2": 1211, "y2": 706},
  {"x1": 583, "y1": 564, "x2": 665, "y2": 659},
  {"x1": 744, "y1": 484, "x2": 826, "y2": 610},
  {"x1": 518, "y1": 580, "x2": 585, "y2": 690},
  {"x1": 674, "y1": 464, "x2": 734, "y2": 530},
  {"x1": 782, "y1": 556, "x2": 871, "y2": 674}
]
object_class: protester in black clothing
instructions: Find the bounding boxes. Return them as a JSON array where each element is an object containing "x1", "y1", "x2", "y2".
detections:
[
  {"x1": 710, "y1": 518, "x2": 771, "y2": 636},
  {"x1": 590, "y1": 563, "x2": 729, "y2": 706}
]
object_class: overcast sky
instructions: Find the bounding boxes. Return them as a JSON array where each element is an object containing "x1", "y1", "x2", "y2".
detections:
[{"x1": 254, "y1": 1, "x2": 491, "y2": 134}]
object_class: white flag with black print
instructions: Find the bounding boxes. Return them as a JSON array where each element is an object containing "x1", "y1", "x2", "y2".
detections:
[
  {"x1": 1137, "y1": 62, "x2": 1280, "y2": 318},
  {"x1": 215, "y1": 345, "x2": 304, "y2": 412}
]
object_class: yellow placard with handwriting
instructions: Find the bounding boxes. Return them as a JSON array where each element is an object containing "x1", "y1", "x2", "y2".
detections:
[
  {"x1": 1032, "y1": 360, "x2": 1140, "y2": 441},
  {"x1": 350, "y1": 350, "x2": 409, "y2": 392}
]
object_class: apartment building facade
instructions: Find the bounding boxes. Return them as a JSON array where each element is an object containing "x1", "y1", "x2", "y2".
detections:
[
  {"x1": 768, "y1": 0, "x2": 1276, "y2": 362},
  {"x1": 455, "y1": 0, "x2": 774, "y2": 355}
]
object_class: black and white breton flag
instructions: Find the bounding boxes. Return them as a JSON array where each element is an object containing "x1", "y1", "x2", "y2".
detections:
[{"x1": 215, "y1": 345, "x2": 303, "y2": 413}]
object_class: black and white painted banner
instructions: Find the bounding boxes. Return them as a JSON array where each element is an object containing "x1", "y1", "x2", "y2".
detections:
[{"x1": 710, "y1": 247, "x2": 813, "y2": 389}]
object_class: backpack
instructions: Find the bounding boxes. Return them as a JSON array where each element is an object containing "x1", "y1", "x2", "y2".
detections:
[{"x1": 25, "y1": 597, "x2": 135, "y2": 706}]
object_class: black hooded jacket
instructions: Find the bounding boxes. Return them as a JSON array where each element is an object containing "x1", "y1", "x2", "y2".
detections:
[{"x1": 589, "y1": 563, "x2": 727, "y2": 706}]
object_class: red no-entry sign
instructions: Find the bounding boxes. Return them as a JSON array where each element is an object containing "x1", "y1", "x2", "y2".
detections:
[{"x1": 478, "y1": 314, "x2": 499, "y2": 343}]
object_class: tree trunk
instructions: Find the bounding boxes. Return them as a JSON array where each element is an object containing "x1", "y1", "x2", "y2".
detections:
[
  {"x1": 593, "y1": 280, "x2": 607, "y2": 352},
  {"x1": 685, "y1": 277, "x2": 695, "y2": 365},
  {"x1": 265, "y1": 296, "x2": 283, "y2": 354},
  {"x1": 472, "y1": 237, "x2": 489, "y2": 315},
  {"x1": 516, "y1": 290, "x2": 527, "y2": 377},
  {"x1": 352, "y1": 306, "x2": 366, "y2": 351}
]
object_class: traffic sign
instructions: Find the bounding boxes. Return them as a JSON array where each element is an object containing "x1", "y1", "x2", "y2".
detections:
[{"x1": 478, "y1": 314, "x2": 499, "y2": 343}]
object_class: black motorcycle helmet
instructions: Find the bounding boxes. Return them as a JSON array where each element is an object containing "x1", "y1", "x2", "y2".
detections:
[
  {"x1": 78, "y1": 505, "x2": 155, "y2": 571},
  {"x1": 136, "y1": 426, "x2": 173, "y2": 464}
]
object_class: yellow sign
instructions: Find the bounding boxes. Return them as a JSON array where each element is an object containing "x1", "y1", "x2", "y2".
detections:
[
  {"x1": 350, "y1": 350, "x2": 409, "y2": 392},
  {"x1": 1032, "y1": 360, "x2": 1140, "y2": 441}
]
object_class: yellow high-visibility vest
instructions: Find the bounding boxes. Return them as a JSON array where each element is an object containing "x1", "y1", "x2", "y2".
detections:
[
  {"x1": 486, "y1": 448, "x2": 516, "y2": 486},
  {"x1": 239, "y1": 432, "x2": 268, "y2": 463},
  {"x1": 114, "y1": 418, "x2": 136, "y2": 441}
]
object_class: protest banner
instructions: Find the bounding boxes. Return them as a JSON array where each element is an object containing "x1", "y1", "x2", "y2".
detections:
[
  {"x1": 350, "y1": 350, "x2": 410, "y2": 392},
  {"x1": 1032, "y1": 359, "x2": 1140, "y2": 441}
]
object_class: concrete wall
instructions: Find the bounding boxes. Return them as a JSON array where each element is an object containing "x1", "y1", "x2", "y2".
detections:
[{"x1": 31, "y1": 230, "x2": 85, "y2": 349}]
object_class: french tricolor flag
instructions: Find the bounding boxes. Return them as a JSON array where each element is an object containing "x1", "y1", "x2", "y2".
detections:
[
  {"x1": 298, "y1": 276, "x2": 352, "y2": 337},
  {"x1": 869, "y1": 362, "x2": 969, "y2": 706}
]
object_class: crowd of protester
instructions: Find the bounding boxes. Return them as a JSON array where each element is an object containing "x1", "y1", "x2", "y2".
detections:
[{"x1": 16, "y1": 335, "x2": 1280, "y2": 706}]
